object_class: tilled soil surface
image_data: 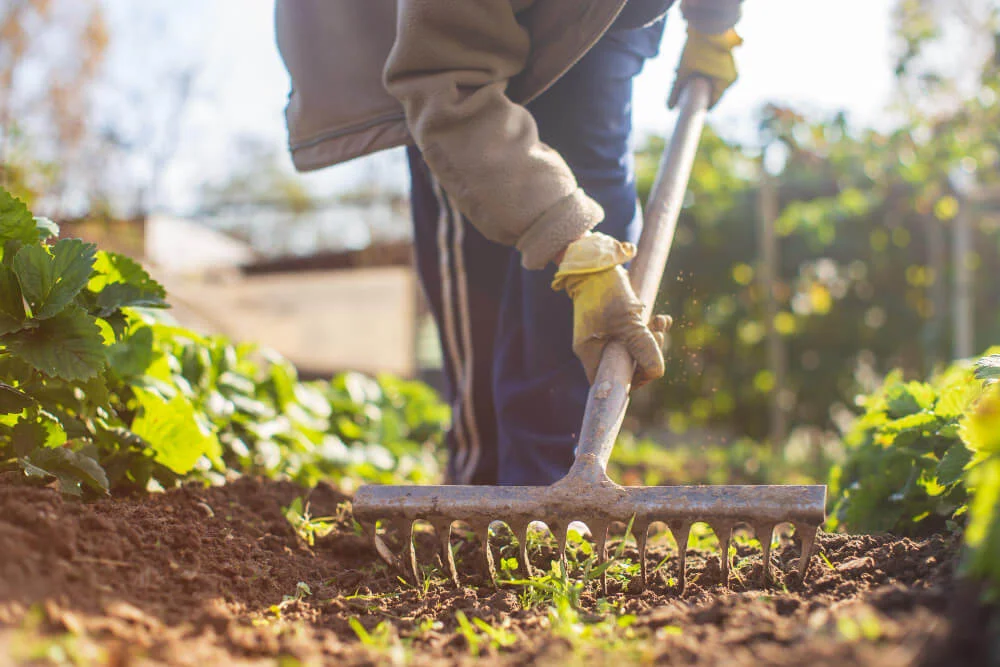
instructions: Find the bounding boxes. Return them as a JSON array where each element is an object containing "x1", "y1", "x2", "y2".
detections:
[{"x1": 0, "y1": 478, "x2": 992, "y2": 666}]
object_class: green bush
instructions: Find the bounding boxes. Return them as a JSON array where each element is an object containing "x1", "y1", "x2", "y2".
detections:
[
  {"x1": 0, "y1": 188, "x2": 445, "y2": 496},
  {"x1": 830, "y1": 350, "x2": 1000, "y2": 599},
  {"x1": 827, "y1": 363, "x2": 979, "y2": 535}
]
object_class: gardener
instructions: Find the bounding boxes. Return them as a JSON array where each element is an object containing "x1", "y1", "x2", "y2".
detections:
[{"x1": 276, "y1": 0, "x2": 742, "y2": 487}]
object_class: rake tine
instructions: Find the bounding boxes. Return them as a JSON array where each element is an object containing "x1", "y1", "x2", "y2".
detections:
[
  {"x1": 795, "y1": 523, "x2": 819, "y2": 580},
  {"x1": 378, "y1": 518, "x2": 408, "y2": 571},
  {"x1": 636, "y1": 523, "x2": 649, "y2": 591},
  {"x1": 670, "y1": 521, "x2": 691, "y2": 592},
  {"x1": 716, "y1": 522, "x2": 733, "y2": 588},
  {"x1": 362, "y1": 520, "x2": 392, "y2": 565},
  {"x1": 479, "y1": 523, "x2": 497, "y2": 587},
  {"x1": 513, "y1": 522, "x2": 532, "y2": 579},
  {"x1": 406, "y1": 521, "x2": 421, "y2": 586},
  {"x1": 551, "y1": 523, "x2": 569, "y2": 575},
  {"x1": 431, "y1": 520, "x2": 458, "y2": 587},
  {"x1": 754, "y1": 523, "x2": 775, "y2": 585},
  {"x1": 593, "y1": 522, "x2": 609, "y2": 595}
]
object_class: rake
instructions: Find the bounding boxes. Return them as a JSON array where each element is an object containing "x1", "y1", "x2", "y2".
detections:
[{"x1": 353, "y1": 78, "x2": 826, "y2": 591}]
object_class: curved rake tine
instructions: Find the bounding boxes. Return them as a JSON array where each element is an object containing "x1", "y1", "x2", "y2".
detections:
[
  {"x1": 716, "y1": 522, "x2": 733, "y2": 588},
  {"x1": 362, "y1": 520, "x2": 395, "y2": 567},
  {"x1": 551, "y1": 523, "x2": 569, "y2": 576},
  {"x1": 480, "y1": 524, "x2": 499, "y2": 587},
  {"x1": 406, "y1": 521, "x2": 422, "y2": 586},
  {"x1": 636, "y1": 523, "x2": 649, "y2": 591},
  {"x1": 593, "y1": 522, "x2": 609, "y2": 595},
  {"x1": 670, "y1": 521, "x2": 691, "y2": 592},
  {"x1": 514, "y1": 522, "x2": 532, "y2": 579},
  {"x1": 431, "y1": 520, "x2": 458, "y2": 587},
  {"x1": 756, "y1": 523, "x2": 775, "y2": 586},
  {"x1": 795, "y1": 523, "x2": 819, "y2": 580}
]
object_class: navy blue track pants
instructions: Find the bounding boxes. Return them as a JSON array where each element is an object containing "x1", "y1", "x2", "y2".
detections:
[{"x1": 407, "y1": 19, "x2": 666, "y2": 486}]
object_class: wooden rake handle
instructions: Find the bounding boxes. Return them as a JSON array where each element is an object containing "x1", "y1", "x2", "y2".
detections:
[{"x1": 569, "y1": 78, "x2": 712, "y2": 478}]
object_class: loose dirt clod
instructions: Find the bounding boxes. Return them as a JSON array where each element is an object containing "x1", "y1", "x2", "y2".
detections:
[{"x1": 0, "y1": 479, "x2": 993, "y2": 666}]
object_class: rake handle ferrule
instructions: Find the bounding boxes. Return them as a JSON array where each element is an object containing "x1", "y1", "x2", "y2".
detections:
[{"x1": 572, "y1": 78, "x2": 712, "y2": 473}]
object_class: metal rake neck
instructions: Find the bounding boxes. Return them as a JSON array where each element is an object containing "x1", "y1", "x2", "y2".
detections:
[{"x1": 568, "y1": 78, "x2": 711, "y2": 480}]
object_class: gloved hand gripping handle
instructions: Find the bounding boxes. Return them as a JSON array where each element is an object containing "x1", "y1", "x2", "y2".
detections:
[{"x1": 569, "y1": 78, "x2": 712, "y2": 480}]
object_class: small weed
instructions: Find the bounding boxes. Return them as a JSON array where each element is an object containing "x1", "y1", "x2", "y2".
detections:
[
  {"x1": 454, "y1": 610, "x2": 517, "y2": 656},
  {"x1": 414, "y1": 617, "x2": 444, "y2": 638},
  {"x1": 283, "y1": 497, "x2": 336, "y2": 546},
  {"x1": 264, "y1": 581, "x2": 313, "y2": 621},
  {"x1": 283, "y1": 581, "x2": 312, "y2": 604},
  {"x1": 349, "y1": 617, "x2": 410, "y2": 665},
  {"x1": 835, "y1": 607, "x2": 884, "y2": 642}
]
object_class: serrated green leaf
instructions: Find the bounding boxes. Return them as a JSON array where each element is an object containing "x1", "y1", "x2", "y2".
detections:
[
  {"x1": 886, "y1": 382, "x2": 934, "y2": 418},
  {"x1": 13, "y1": 239, "x2": 97, "y2": 319},
  {"x1": 885, "y1": 411, "x2": 938, "y2": 434},
  {"x1": 107, "y1": 325, "x2": 155, "y2": 378},
  {"x1": 962, "y1": 457, "x2": 1000, "y2": 585},
  {"x1": 935, "y1": 377, "x2": 979, "y2": 418},
  {"x1": 0, "y1": 382, "x2": 35, "y2": 414},
  {"x1": 96, "y1": 282, "x2": 168, "y2": 314},
  {"x1": 12, "y1": 415, "x2": 65, "y2": 456},
  {"x1": 0, "y1": 190, "x2": 39, "y2": 245},
  {"x1": 131, "y1": 388, "x2": 222, "y2": 475},
  {"x1": 961, "y1": 384, "x2": 1000, "y2": 454},
  {"x1": 24, "y1": 446, "x2": 110, "y2": 496},
  {"x1": 0, "y1": 265, "x2": 26, "y2": 335},
  {"x1": 90, "y1": 251, "x2": 165, "y2": 297},
  {"x1": 103, "y1": 310, "x2": 129, "y2": 341},
  {"x1": 4, "y1": 306, "x2": 106, "y2": 380},
  {"x1": 937, "y1": 443, "x2": 973, "y2": 487}
]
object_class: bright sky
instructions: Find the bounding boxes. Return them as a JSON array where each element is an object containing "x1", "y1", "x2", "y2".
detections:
[{"x1": 161, "y1": 0, "x2": 898, "y2": 212}]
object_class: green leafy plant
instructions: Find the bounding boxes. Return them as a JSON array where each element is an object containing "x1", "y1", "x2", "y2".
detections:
[
  {"x1": 830, "y1": 348, "x2": 1000, "y2": 599},
  {"x1": 0, "y1": 189, "x2": 173, "y2": 495},
  {"x1": 959, "y1": 378, "x2": 1000, "y2": 600},
  {"x1": 0, "y1": 188, "x2": 447, "y2": 497},
  {"x1": 827, "y1": 361, "x2": 981, "y2": 535}
]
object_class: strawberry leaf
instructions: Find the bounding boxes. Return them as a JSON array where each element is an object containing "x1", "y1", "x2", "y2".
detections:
[
  {"x1": 0, "y1": 190, "x2": 39, "y2": 245},
  {"x1": 131, "y1": 388, "x2": 222, "y2": 475},
  {"x1": 22, "y1": 446, "x2": 109, "y2": 497},
  {"x1": 13, "y1": 239, "x2": 97, "y2": 320},
  {"x1": 4, "y1": 306, "x2": 107, "y2": 381}
]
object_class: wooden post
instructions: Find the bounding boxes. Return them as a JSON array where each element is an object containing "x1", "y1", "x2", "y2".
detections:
[
  {"x1": 953, "y1": 197, "x2": 974, "y2": 360},
  {"x1": 924, "y1": 214, "x2": 947, "y2": 369},
  {"x1": 758, "y1": 162, "x2": 787, "y2": 448}
]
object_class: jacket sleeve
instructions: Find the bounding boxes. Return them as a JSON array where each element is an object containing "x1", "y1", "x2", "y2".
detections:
[
  {"x1": 681, "y1": 0, "x2": 742, "y2": 34},
  {"x1": 383, "y1": 0, "x2": 604, "y2": 270}
]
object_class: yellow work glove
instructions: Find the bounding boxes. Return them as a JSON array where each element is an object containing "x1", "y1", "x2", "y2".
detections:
[
  {"x1": 552, "y1": 232, "x2": 671, "y2": 387},
  {"x1": 668, "y1": 27, "x2": 743, "y2": 110}
]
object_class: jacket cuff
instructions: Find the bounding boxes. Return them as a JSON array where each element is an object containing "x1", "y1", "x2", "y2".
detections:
[{"x1": 516, "y1": 189, "x2": 604, "y2": 270}]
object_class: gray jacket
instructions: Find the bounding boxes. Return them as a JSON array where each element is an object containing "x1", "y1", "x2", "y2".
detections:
[{"x1": 276, "y1": 0, "x2": 740, "y2": 268}]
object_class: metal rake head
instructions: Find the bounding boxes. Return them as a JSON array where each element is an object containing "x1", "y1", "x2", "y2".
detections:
[{"x1": 353, "y1": 472, "x2": 826, "y2": 592}]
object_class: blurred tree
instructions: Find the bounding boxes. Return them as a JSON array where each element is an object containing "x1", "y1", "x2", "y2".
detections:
[
  {"x1": 0, "y1": 0, "x2": 207, "y2": 218},
  {"x1": 197, "y1": 136, "x2": 316, "y2": 216},
  {"x1": 634, "y1": 0, "x2": 1000, "y2": 444},
  {"x1": 0, "y1": 0, "x2": 107, "y2": 206}
]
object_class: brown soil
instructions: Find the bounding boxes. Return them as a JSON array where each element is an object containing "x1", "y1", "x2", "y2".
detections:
[{"x1": 0, "y1": 478, "x2": 993, "y2": 666}]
